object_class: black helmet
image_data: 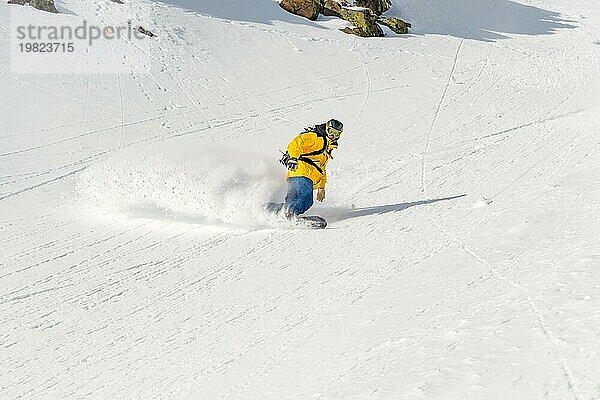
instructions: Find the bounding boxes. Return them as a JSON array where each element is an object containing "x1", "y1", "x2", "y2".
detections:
[
  {"x1": 326, "y1": 119, "x2": 343, "y2": 139},
  {"x1": 326, "y1": 119, "x2": 343, "y2": 132}
]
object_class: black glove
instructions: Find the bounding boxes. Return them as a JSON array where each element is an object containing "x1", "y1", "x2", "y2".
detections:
[
  {"x1": 279, "y1": 151, "x2": 290, "y2": 167},
  {"x1": 286, "y1": 157, "x2": 299, "y2": 171}
]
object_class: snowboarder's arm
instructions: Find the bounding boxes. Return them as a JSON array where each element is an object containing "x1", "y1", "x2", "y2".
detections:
[{"x1": 314, "y1": 169, "x2": 326, "y2": 189}]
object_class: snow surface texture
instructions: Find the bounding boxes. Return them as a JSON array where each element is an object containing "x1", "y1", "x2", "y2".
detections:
[{"x1": 1, "y1": 0, "x2": 600, "y2": 399}]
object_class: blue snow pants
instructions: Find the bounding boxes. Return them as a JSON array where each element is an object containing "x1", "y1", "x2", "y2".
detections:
[{"x1": 284, "y1": 176, "x2": 314, "y2": 216}]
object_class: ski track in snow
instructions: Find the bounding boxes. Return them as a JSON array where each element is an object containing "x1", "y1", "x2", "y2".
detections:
[
  {"x1": 430, "y1": 217, "x2": 583, "y2": 400},
  {"x1": 420, "y1": 0, "x2": 499, "y2": 195},
  {"x1": 2, "y1": 0, "x2": 600, "y2": 399}
]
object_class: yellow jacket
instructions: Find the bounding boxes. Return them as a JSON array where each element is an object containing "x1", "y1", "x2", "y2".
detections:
[{"x1": 286, "y1": 128, "x2": 336, "y2": 189}]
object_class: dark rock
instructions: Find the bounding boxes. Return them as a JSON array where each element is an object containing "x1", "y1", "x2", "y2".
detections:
[
  {"x1": 8, "y1": 0, "x2": 58, "y2": 13},
  {"x1": 340, "y1": 27, "x2": 369, "y2": 37},
  {"x1": 322, "y1": 0, "x2": 343, "y2": 17},
  {"x1": 137, "y1": 26, "x2": 156, "y2": 37},
  {"x1": 378, "y1": 16, "x2": 411, "y2": 34},
  {"x1": 339, "y1": 7, "x2": 384, "y2": 37},
  {"x1": 30, "y1": 0, "x2": 57, "y2": 12},
  {"x1": 354, "y1": 0, "x2": 391, "y2": 15},
  {"x1": 279, "y1": 0, "x2": 322, "y2": 21}
]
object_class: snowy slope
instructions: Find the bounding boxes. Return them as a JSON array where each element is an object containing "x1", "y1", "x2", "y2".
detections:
[{"x1": 1, "y1": 0, "x2": 600, "y2": 399}]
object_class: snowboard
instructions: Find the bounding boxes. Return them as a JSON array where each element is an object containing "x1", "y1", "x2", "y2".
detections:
[
  {"x1": 298, "y1": 215, "x2": 327, "y2": 229},
  {"x1": 265, "y1": 203, "x2": 327, "y2": 229}
]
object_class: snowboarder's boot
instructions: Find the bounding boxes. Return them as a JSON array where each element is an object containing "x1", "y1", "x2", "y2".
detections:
[{"x1": 265, "y1": 202, "x2": 284, "y2": 214}]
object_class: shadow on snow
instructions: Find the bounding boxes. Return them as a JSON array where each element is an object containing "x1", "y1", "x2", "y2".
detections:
[
  {"x1": 323, "y1": 194, "x2": 466, "y2": 222},
  {"x1": 153, "y1": 0, "x2": 324, "y2": 29},
  {"x1": 155, "y1": 0, "x2": 575, "y2": 41},
  {"x1": 394, "y1": 0, "x2": 576, "y2": 41}
]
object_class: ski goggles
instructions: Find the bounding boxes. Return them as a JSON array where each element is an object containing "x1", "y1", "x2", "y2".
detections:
[{"x1": 326, "y1": 125, "x2": 343, "y2": 139}]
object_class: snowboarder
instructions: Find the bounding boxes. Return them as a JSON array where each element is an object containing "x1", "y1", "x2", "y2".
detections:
[{"x1": 267, "y1": 119, "x2": 343, "y2": 224}]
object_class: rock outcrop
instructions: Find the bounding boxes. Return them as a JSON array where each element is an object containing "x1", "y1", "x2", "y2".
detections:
[
  {"x1": 378, "y1": 16, "x2": 411, "y2": 34},
  {"x1": 7, "y1": 0, "x2": 58, "y2": 13},
  {"x1": 280, "y1": 0, "x2": 410, "y2": 37},
  {"x1": 339, "y1": 7, "x2": 384, "y2": 37},
  {"x1": 354, "y1": 0, "x2": 391, "y2": 15},
  {"x1": 322, "y1": 0, "x2": 343, "y2": 17},
  {"x1": 279, "y1": 0, "x2": 322, "y2": 21}
]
